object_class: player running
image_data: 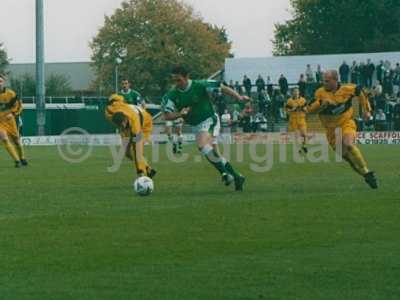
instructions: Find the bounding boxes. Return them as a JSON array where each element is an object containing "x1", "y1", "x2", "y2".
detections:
[
  {"x1": 0, "y1": 74, "x2": 28, "y2": 168},
  {"x1": 165, "y1": 118, "x2": 184, "y2": 154},
  {"x1": 105, "y1": 94, "x2": 156, "y2": 178},
  {"x1": 305, "y1": 70, "x2": 378, "y2": 189},
  {"x1": 286, "y1": 88, "x2": 308, "y2": 154},
  {"x1": 162, "y1": 66, "x2": 249, "y2": 191}
]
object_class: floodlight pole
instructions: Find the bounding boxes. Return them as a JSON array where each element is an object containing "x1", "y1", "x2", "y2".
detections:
[{"x1": 36, "y1": 0, "x2": 46, "y2": 136}]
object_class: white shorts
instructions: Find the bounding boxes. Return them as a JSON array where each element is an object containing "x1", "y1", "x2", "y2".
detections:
[{"x1": 193, "y1": 114, "x2": 220, "y2": 144}]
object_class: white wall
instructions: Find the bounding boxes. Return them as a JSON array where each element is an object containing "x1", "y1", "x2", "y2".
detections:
[{"x1": 225, "y1": 51, "x2": 400, "y2": 84}]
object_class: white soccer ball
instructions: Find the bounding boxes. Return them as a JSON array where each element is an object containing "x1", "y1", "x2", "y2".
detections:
[{"x1": 134, "y1": 176, "x2": 154, "y2": 196}]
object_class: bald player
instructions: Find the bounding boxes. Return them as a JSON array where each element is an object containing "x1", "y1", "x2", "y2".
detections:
[
  {"x1": 0, "y1": 74, "x2": 28, "y2": 168},
  {"x1": 105, "y1": 94, "x2": 156, "y2": 179},
  {"x1": 306, "y1": 70, "x2": 378, "y2": 189}
]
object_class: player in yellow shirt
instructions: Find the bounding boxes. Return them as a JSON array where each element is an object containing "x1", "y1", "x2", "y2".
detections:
[
  {"x1": 306, "y1": 70, "x2": 377, "y2": 189},
  {"x1": 285, "y1": 88, "x2": 308, "y2": 154},
  {"x1": 105, "y1": 94, "x2": 156, "y2": 178},
  {"x1": 0, "y1": 74, "x2": 28, "y2": 168}
]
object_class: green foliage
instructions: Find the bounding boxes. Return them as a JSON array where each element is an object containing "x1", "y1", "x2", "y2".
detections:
[
  {"x1": 273, "y1": 0, "x2": 400, "y2": 55},
  {"x1": 0, "y1": 43, "x2": 9, "y2": 74},
  {"x1": 45, "y1": 74, "x2": 73, "y2": 96},
  {"x1": 10, "y1": 73, "x2": 72, "y2": 97},
  {"x1": 9, "y1": 74, "x2": 36, "y2": 97},
  {"x1": 90, "y1": 0, "x2": 232, "y2": 98}
]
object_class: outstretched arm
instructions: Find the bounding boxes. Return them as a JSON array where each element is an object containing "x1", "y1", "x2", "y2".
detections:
[
  {"x1": 221, "y1": 84, "x2": 250, "y2": 102},
  {"x1": 357, "y1": 89, "x2": 372, "y2": 121}
]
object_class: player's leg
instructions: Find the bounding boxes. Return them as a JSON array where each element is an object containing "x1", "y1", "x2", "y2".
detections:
[
  {"x1": 165, "y1": 121, "x2": 177, "y2": 153},
  {"x1": 141, "y1": 113, "x2": 156, "y2": 178},
  {"x1": 10, "y1": 135, "x2": 27, "y2": 166},
  {"x1": 175, "y1": 123, "x2": 183, "y2": 153},
  {"x1": 212, "y1": 141, "x2": 245, "y2": 191},
  {"x1": 333, "y1": 121, "x2": 377, "y2": 189},
  {"x1": 299, "y1": 124, "x2": 308, "y2": 154},
  {"x1": 195, "y1": 116, "x2": 234, "y2": 186},
  {"x1": 0, "y1": 128, "x2": 21, "y2": 167}
]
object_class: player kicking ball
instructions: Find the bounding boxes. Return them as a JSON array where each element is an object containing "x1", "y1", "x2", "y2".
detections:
[
  {"x1": 162, "y1": 66, "x2": 249, "y2": 191},
  {"x1": 305, "y1": 70, "x2": 378, "y2": 189},
  {"x1": 0, "y1": 74, "x2": 28, "y2": 168},
  {"x1": 285, "y1": 88, "x2": 308, "y2": 155},
  {"x1": 105, "y1": 94, "x2": 156, "y2": 179}
]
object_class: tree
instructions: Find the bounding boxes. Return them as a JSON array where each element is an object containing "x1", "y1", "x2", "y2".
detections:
[
  {"x1": 273, "y1": 0, "x2": 400, "y2": 56},
  {"x1": 45, "y1": 74, "x2": 73, "y2": 96},
  {"x1": 0, "y1": 43, "x2": 9, "y2": 74},
  {"x1": 10, "y1": 73, "x2": 72, "y2": 97},
  {"x1": 10, "y1": 74, "x2": 36, "y2": 97},
  {"x1": 90, "y1": 0, "x2": 232, "y2": 98}
]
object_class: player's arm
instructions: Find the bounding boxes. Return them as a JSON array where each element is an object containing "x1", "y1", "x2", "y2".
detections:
[
  {"x1": 3, "y1": 92, "x2": 21, "y2": 115},
  {"x1": 221, "y1": 84, "x2": 250, "y2": 102},
  {"x1": 10, "y1": 97, "x2": 23, "y2": 116},
  {"x1": 161, "y1": 93, "x2": 187, "y2": 121},
  {"x1": 305, "y1": 92, "x2": 331, "y2": 114},
  {"x1": 285, "y1": 99, "x2": 296, "y2": 112},
  {"x1": 355, "y1": 86, "x2": 372, "y2": 121}
]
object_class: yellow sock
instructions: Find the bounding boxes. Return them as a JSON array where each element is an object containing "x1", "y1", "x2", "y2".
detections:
[
  {"x1": 2, "y1": 140, "x2": 20, "y2": 162},
  {"x1": 346, "y1": 145, "x2": 369, "y2": 176},
  {"x1": 14, "y1": 142, "x2": 25, "y2": 160},
  {"x1": 343, "y1": 154, "x2": 364, "y2": 176}
]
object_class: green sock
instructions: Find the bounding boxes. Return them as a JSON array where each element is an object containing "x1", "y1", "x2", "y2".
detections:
[
  {"x1": 202, "y1": 146, "x2": 227, "y2": 175},
  {"x1": 225, "y1": 162, "x2": 241, "y2": 179}
]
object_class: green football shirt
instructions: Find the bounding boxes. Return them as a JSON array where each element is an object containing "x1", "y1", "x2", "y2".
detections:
[
  {"x1": 162, "y1": 80, "x2": 221, "y2": 126},
  {"x1": 119, "y1": 89, "x2": 142, "y2": 105}
]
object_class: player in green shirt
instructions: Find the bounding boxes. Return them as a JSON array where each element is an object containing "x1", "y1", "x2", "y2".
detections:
[
  {"x1": 119, "y1": 79, "x2": 143, "y2": 106},
  {"x1": 162, "y1": 66, "x2": 250, "y2": 191}
]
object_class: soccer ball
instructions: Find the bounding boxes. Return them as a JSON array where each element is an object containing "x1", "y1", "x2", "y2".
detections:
[{"x1": 134, "y1": 176, "x2": 154, "y2": 196}]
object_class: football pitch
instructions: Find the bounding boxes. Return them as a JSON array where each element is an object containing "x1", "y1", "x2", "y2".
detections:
[{"x1": 1, "y1": 144, "x2": 399, "y2": 299}]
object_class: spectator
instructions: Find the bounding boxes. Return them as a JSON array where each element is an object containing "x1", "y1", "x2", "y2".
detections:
[
  {"x1": 393, "y1": 99, "x2": 400, "y2": 130},
  {"x1": 234, "y1": 81, "x2": 243, "y2": 95},
  {"x1": 240, "y1": 102, "x2": 255, "y2": 133},
  {"x1": 366, "y1": 59, "x2": 375, "y2": 88},
  {"x1": 351, "y1": 61, "x2": 360, "y2": 84},
  {"x1": 221, "y1": 109, "x2": 232, "y2": 129},
  {"x1": 278, "y1": 74, "x2": 289, "y2": 96},
  {"x1": 376, "y1": 60, "x2": 385, "y2": 83},
  {"x1": 214, "y1": 90, "x2": 226, "y2": 117},
  {"x1": 375, "y1": 109, "x2": 387, "y2": 131},
  {"x1": 228, "y1": 80, "x2": 235, "y2": 90},
  {"x1": 232, "y1": 107, "x2": 241, "y2": 125},
  {"x1": 395, "y1": 63, "x2": 400, "y2": 77},
  {"x1": 273, "y1": 89, "x2": 286, "y2": 120},
  {"x1": 383, "y1": 72, "x2": 394, "y2": 95},
  {"x1": 305, "y1": 64, "x2": 315, "y2": 98},
  {"x1": 266, "y1": 76, "x2": 274, "y2": 98},
  {"x1": 254, "y1": 112, "x2": 268, "y2": 132},
  {"x1": 316, "y1": 65, "x2": 323, "y2": 84},
  {"x1": 305, "y1": 64, "x2": 314, "y2": 83},
  {"x1": 384, "y1": 60, "x2": 391, "y2": 71},
  {"x1": 243, "y1": 75, "x2": 252, "y2": 97},
  {"x1": 257, "y1": 89, "x2": 270, "y2": 115},
  {"x1": 339, "y1": 61, "x2": 350, "y2": 83},
  {"x1": 297, "y1": 74, "x2": 307, "y2": 97},
  {"x1": 359, "y1": 62, "x2": 368, "y2": 87},
  {"x1": 255, "y1": 75, "x2": 266, "y2": 93}
]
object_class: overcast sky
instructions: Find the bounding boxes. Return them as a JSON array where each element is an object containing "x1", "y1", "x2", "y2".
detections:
[{"x1": 0, "y1": 0, "x2": 291, "y2": 63}]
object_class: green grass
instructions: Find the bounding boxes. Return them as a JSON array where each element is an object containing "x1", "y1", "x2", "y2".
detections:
[{"x1": 0, "y1": 144, "x2": 399, "y2": 300}]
